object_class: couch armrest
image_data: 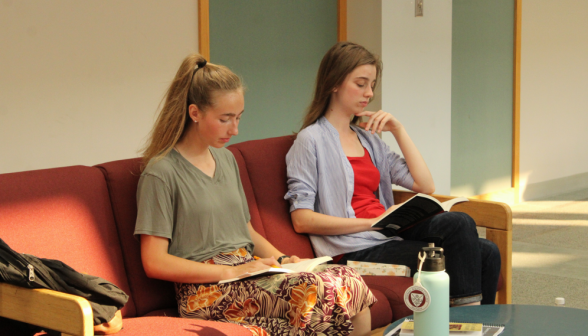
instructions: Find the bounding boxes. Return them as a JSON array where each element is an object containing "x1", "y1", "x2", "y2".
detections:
[
  {"x1": 0, "y1": 282, "x2": 93, "y2": 336},
  {"x1": 392, "y1": 190, "x2": 512, "y2": 304},
  {"x1": 362, "y1": 276, "x2": 414, "y2": 321}
]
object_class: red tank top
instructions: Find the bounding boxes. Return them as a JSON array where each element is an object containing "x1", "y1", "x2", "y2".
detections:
[{"x1": 347, "y1": 148, "x2": 386, "y2": 219}]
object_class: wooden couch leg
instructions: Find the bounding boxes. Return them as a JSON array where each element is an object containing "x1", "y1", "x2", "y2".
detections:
[{"x1": 486, "y1": 228, "x2": 512, "y2": 304}]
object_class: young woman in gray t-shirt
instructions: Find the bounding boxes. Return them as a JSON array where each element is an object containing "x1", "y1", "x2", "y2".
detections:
[{"x1": 135, "y1": 53, "x2": 376, "y2": 336}]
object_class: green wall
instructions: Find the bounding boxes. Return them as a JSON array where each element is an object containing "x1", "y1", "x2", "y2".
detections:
[
  {"x1": 451, "y1": 0, "x2": 514, "y2": 196},
  {"x1": 209, "y1": 0, "x2": 337, "y2": 144}
]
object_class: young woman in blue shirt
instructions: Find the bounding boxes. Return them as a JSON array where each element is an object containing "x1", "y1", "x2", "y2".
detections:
[{"x1": 285, "y1": 42, "x2": 501, "y2": 306}]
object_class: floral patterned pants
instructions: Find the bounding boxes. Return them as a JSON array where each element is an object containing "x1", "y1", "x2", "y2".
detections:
[{"x1": 175, "y1": 248, "x2": 377, "y2": 336}]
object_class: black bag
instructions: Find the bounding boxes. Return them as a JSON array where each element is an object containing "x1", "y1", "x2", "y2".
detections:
[{"x1": 0, "y1": 238, "x2": 128, "y2": 326}]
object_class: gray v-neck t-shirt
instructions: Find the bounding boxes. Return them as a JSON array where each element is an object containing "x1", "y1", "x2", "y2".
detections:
[{"x1": 134, "y1": 147, "x2": 253, "y2": 262}]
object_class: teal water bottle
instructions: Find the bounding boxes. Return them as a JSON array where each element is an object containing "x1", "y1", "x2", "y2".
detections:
[{"x1": 406, "y1": 246, "x2": 450, "y2": 336}]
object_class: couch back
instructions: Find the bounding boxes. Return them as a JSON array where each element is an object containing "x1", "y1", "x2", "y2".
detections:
[
  {"x1": 0, "y1": 135, "x2": 316, "y2": 319},
  {"x1": 96, "y1": 158, "x2": 177, "y2": 317},
  {"x1": 0, "y1": 166, "x2": 137, "y2": 318},
  {"x1": 227, "y1": 135, "x2": 316, "y2": 258}
]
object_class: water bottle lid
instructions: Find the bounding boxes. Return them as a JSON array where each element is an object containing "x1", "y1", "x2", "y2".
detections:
[
  {"x1": 555, "y1": 297, "x2": 565, "y2": 305},
  {"x1": 421, "y1": 247, "x2": 445, "y2": 271}
]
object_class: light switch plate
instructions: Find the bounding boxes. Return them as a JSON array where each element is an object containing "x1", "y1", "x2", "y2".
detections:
[{"x1": 415, "y1": 0, "x2": 424, "y2": 17}]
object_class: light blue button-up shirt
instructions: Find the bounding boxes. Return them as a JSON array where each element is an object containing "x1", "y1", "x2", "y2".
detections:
[{"x1": 285, "y1": 117, "x2": 415, "y2": 257}]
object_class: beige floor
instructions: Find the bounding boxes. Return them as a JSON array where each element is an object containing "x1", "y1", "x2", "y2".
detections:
[{"x1": 509, "y1": 188, "x2": 588, "y2": 309}]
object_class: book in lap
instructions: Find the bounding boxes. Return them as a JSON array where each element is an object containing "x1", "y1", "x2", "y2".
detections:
[
  {"x1": 372, "y1": 193, "x2": 468, "y2": 234},
  {"x1": 218, "y1": 256, "x2": 333, "y2": 284}
]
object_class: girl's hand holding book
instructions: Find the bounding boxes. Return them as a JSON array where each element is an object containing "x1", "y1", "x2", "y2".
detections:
[
  {"x1": 370, "y1": 204, "x2": 402, "y2": 229},
  {"x1": 279, "y1": 255, "x2": 302, "y2": 264},
  {"x1": 222, "y1": 256, "x2": 279, "y2": 280},
  {"x1": 255, "y1": 255, "x2": 305, "y2": 265},
  {"x1": 253, "y1": 256, "x2": 280, "y2": 267}
]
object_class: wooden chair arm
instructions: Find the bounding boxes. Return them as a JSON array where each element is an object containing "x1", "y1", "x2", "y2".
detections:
[
  {"x1": 0, "y1": 282, "x2": 93, "y2": 336},
  {"x1": 392, "y1": 189, "x2": 512, "y2": 304},
  {"x1": 392, "y1": 190, "x2": 512, "y2": 231}
]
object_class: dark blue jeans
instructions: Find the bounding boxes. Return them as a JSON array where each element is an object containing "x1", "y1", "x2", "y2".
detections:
[{"x1": 338, "y1": 212, "x2": 501, "y2": 305}]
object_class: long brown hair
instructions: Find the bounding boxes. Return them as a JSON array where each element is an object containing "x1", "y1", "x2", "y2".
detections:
[
  {"x1": 140, "y1": 53, "x2": 242, "y2": 169},
  {"x1": 301, "y1": 42, "x2": 382, "y2": 130}
]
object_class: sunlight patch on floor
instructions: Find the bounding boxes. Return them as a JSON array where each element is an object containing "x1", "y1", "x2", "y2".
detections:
[
  {"x1": 512, "y1": 251, "x2": 578, "y2": 269},
  {"x1": 512, "y1": 219, "x2": 588, "y2": 226}
]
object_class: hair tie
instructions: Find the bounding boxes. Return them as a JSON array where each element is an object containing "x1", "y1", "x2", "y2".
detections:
[{"x1": 195, "y1": 60, "x2": 207, "y2": 70}]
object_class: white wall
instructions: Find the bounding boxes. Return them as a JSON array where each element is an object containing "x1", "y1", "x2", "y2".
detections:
[
  {"x1": 380, "y1": 0, "x2": 453, "y2": 195},
  {"x1": 520, "y1": 0, "x2": 588, "y2": 199},
  {"x1": 0, "y1": 0, "x2": 198, "y2": 174},
  {"x1": 347, "y1": 0, "x2": 382, "y2": 112}
]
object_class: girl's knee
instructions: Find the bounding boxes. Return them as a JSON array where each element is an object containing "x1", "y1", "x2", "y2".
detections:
[
  {"x1": 479, "y1": 239, "x2": 501, "y2": 263},
  {"x1": 302, "y1": 272, "x2": 322, "y2": 285},
  {"x1": 438, "y1": 212, "x2": 477, "y2": 232},
  {"x1": 451, "y1": 211, "x2": 475, "y2": 225}
]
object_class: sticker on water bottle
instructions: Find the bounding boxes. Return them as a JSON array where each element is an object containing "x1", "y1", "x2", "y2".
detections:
[
  {"x1": 404, "y1": 251, "x2": 431, "y2": 312},
  {"x1": 404, "y1": 285, "x2": 431, "y2": 312}
]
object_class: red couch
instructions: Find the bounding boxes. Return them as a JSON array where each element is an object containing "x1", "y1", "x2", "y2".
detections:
[{"x1": 0, "y1": 135, "x2": 511, "y2": 335}]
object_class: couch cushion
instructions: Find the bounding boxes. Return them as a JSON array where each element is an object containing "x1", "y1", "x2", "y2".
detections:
[
  {"x1": 369, "y1": 288, "x2": 393, "y2": 329},
  {"x1": 133, "y1": 293, "x2": 393, "y2": 334},
  {"x1": 228, "y1": 147, "x2": 266, "y2": 237},
  {"x1": 143, "y1": 308, "x2": 179, "y2": 317},
  {"x1": 0, "y1": 166, "x2": 136, "y2": 317},
  {"x1": 96, "y1": 159, "x2": 176, "y2": 317},
  {"x1": 143, "y1": 293, "x2": 394, "y2": 331},
  {"x1": 118, "y1": 317, "x2": 251, "y2": 336},
  {"x1": 228, "y1": 136, "x2": 316, "y2": 258}
]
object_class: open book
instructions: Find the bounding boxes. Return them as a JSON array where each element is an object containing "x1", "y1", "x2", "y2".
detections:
[
  {"x1": 218, "y1": 256, "x2": 332, "y2": 284},
  {"x1": 372, "y1": 193, "x2": 468, "y2": 234},
  {"x1": 385, "y1": 319, "x2": 505, "y2": 336}
]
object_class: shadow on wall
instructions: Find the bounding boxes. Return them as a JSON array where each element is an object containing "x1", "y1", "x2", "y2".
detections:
[{"x1": 519, "y1": 171, "x2": 588, "y2": 201}]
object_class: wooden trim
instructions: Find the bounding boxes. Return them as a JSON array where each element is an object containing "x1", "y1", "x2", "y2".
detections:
[
  {"x1": 487, "y1": 228, "x2": 513, "y2": 304},
  {"x1": 393, "y1": 190, "x2": 512, "y2": 232},
  {"x1": 198, "y1": 0, "x2": 210, "y2": 60},
  {"x1": 337, "y1": 0, "x2": 347, "y2": 41},
  {"x1": 512, "y1": 0, "x2": 522, "y2": 203},
  {"x1": 0, "y1": 282, "x2": 93, "y2": 336}
]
